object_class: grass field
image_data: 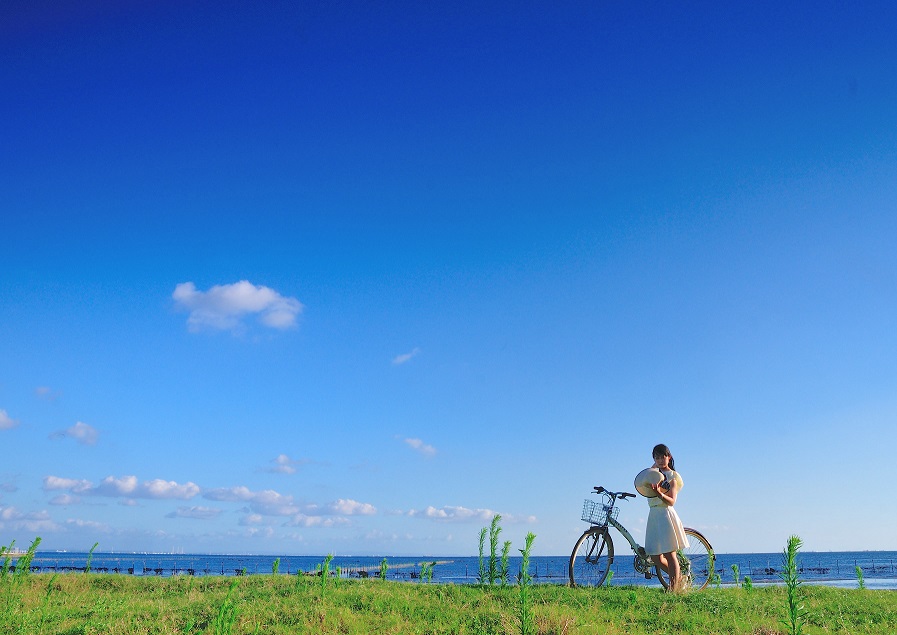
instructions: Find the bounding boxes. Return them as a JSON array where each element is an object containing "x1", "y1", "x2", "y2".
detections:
[{"x1": 2, "y1": 572, "x2": 896, "y2": 635}]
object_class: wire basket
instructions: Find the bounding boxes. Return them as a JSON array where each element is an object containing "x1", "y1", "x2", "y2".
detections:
[{"x1": 581, "y1": 499, "x2": 619, "y2": 525}]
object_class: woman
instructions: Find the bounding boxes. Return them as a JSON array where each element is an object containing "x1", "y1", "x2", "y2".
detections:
[{"x1": 645, "y1": 443, "x2": 690, "y2": 592}]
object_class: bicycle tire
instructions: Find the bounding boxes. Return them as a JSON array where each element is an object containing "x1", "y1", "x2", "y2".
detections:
[
  {"x1": 569, "y1": 527, "x2": 614, "y2": 587},
  {"x1": 654, "y1": 528, "x2": 714, "y2": 591}
]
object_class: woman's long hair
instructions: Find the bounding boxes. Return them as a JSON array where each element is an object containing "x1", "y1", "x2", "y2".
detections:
[{"x1": 652, "y1": 443, "x2": 675, "y2": 471}]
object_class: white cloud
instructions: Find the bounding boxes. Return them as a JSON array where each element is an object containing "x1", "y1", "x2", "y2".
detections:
[
  {"x1": 166, "y1": 506, "x2": 222, "y2": 520},
  {"x1": 392, "y1": 347, "x2": 421, "y2": 365},
  {"x1": 285, "y1": 514, "x2": 349, "y2": 528},
  {"x1": 203, "y1": 485, "x2": 256, "y2": 502},
  {"x1": 44, "y1": 475, "x2": 200, "y2": 500},
  {"x1": 325, "y1": 499, "x2": 377, "y2": 516},
  {"x1": 49, "y1": 494, "x2": 80, "y2": 506},
  {"x1": 43, "y1": 476, "x2": 92, "y2": 493},
  {"x1": 65, "y1": 518, "x2": 110, "y2": 532},
  {"x1": 172, "y1": 280, "x2": 303, "y2": 332},
  {"x1": 407, "y1": 505, "x2": 496, "y2": 522},
  {"x1": 92, "y1": 475, "x2": 139, "y2": 496},
  {"x1": 264, "y1": 454, "x2": 309, "y2": 475},
  {"x1": 140, "y1": 479, "x2": 201, "y2": 499},
  {"x1": 406, "y1": 505, "x2": 538, "y2": 524},
  {"x1": 204, "y1": 486, "x2": 300, "y2": 516},
  {"x1": 204, "y1": 486, "x2": 376, "y2": 520},
  {"x1": 245, "y1": 526, "x2": 275, "y2": 539},
  {"x1": 50, "y1": 421, "x2": 98, "y2": 445},
  {"x1": 404, "y1": 437, "x2": 436, "y2": 457},
  {"x1": 239, "y1": 513, "x2": 264, "y2": 526},
  {"x1": 0, "y1": 506, "x2": 57, "y2": 533},
  {"x1": 0, "y1": 410, "x2": 18, "y2": 430}
]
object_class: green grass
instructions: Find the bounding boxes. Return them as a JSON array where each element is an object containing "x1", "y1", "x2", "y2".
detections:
[{"x1": 2, "y1": 573, "x2": 896, "y2": 634}]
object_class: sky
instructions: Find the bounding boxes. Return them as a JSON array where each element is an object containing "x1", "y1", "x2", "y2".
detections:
[{"x1": 1, "y1": 1, "x2": 896, "y2": 557}]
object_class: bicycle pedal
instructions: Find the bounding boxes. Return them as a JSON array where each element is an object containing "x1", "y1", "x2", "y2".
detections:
[{"x1": 645, "y1": 573, "x2": 652, "y2": 579}]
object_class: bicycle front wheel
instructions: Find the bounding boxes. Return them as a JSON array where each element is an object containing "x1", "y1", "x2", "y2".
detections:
[
  {"x1": 569, "y1": 527, "x2": 614, "y2": 587},
  {"x1": 654, "y1": 528, "x2": 714, "y2": 591}
]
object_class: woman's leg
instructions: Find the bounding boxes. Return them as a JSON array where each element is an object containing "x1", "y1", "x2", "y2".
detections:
[{"x1": 661, "y1": 550, "x2": 682, "y2": 591}]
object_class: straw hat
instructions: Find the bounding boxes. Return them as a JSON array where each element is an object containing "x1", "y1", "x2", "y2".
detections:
[{"x1": 634, "y1": 467, "x2": 663, "y2": 497}]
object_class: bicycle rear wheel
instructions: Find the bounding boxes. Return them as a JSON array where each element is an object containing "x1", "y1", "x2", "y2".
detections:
[
  {"x1": 654, "y1": 528, "x2": 714, "y2": 591},
  {"x1": 569, "y1": 527, "x2": 613, "y2": 587}
]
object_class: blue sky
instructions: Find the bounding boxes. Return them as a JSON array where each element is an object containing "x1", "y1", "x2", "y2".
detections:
[{"x1": 2, "y1": 1, "x2": 896, "y2": 556}]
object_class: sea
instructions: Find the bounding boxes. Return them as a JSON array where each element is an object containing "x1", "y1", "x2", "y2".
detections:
[{"x1": 9, "y1": 550, "x2": 897, "y2": 590}]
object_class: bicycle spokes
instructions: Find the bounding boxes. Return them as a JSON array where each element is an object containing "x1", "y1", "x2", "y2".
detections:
[{"x1": 586, "y1": 535, "x2": 606, "y2": 564}]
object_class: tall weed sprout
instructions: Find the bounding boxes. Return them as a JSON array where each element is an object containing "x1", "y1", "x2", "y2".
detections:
[
  {"x1": 500, "y1": 540, "x2": 512, "y2": 587},
  {"x1": 477, "y1": 527, "x2": 488, "y2": 584},
  {"x1": 419, "y1": 561, "x2": 436, "y2": 583},
  {"x1": 518, "y1": 532, "x2": 536, "y2": 635},
  {"x1": 85, "y1": 542, "x2": 99, "y2": 574},
  {"x1": 212, "y1": 579, "x2": 241, "y2": 635},
  {"x1": 488, "y1": 514, "x2": 502, "y2": 585},
  {"x1": 320, "y1": 554, "x2": 334, "y2": 595},
  {"x1": 855, "y1": 565, "x2": 866, "y2": 590},
  {"x1": 0, "y1": 540, "x2": 14, "y2": 579},
  {"x1": 780, "y1": 535, "x2": 809, "y2": 635},
  {"x1": 5, "y1": 536, "x2": 41, "y2": 581}
]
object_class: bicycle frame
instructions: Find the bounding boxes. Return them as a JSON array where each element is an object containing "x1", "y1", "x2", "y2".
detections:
[
  {"x1": 603, "y1": 515, "x2": 659, "y2": 577},
  {"x1": 582, "y1": 488, "x2": 659, "y2": 579}
]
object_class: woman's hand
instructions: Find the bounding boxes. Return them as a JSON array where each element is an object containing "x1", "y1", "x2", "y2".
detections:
[{"x1": 651, "y1": 480, "x2": 678, "y2": 505}]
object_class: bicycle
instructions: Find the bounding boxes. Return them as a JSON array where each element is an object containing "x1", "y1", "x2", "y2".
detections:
[{"x1": 569, "y1": 486, "x2": 715, "y2": 590}]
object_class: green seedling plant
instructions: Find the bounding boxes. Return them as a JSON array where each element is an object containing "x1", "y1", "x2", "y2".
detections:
[
  {"x1": 294, "y1": 566, "x2": 307, "y2": 592},
  {"x1": 212, "y1": 579, "x2": 241, "y2": 635},
  {"x1": 272, "y1": 558, "x2": 280, "y2": 575},
  {"x1": 418, "y1": 561, "x2": 436, "y2": 583},
  {"x1": 85, "y1": 542, "x2": 99, "y2": 574},
  {"x1": 731, "y1": 563, "x2": 740, "y2": 585},
  {"x1": 16, "y1": 536, "x2": 41, "y2": 578},
  {"x1": 499, "y1": 540, "x2": 512, "y2": 587},
  {"x1": 518, "y1": 532, "x2": 536, "y2": 635},
  {"x1": 706, "y1": 550, "x2": 716, "y2": 589},
  {"x1": 855, "y1": 565, "x2": 865, "y2": 590},
  {"x1": 742, "y1": 575, "x2": 753, "y2": 590},
  {"x1": 605, "y1": 569, "x2": 614, "y2": 586},
  {"x1": 4, "y1": 534, "x2": 42, "y2": 618},
  {"x1": 477, "y1": 527, "x2": 488, "y2": 584},
  {"x1": 379, "y1": 557, "x2": 389, "y2": 581},
  {"x1": 37, "y1": 573, "x2": 58, "y2": 634},
  {"x1": 780, "y1": 535, "x2": 809, "y2": 635},
  {"x1": 320, "y1": 554, "x2": 334, "y2": 595},
  {"x1": 488, "y1": 514, "x2": 502, "y2": 585},
  {"x1": 0, "y1": 540, "x2": 13, "y2": 580}
]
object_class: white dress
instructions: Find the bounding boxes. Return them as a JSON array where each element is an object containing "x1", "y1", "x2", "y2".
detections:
[{"x1": 644, "y1": 469, "x2": 689, "y2": 555}]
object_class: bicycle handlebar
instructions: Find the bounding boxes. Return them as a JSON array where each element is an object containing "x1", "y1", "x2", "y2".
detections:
[{"x1": 593, "y1": 486, "x2": 636, "y2": 499}]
